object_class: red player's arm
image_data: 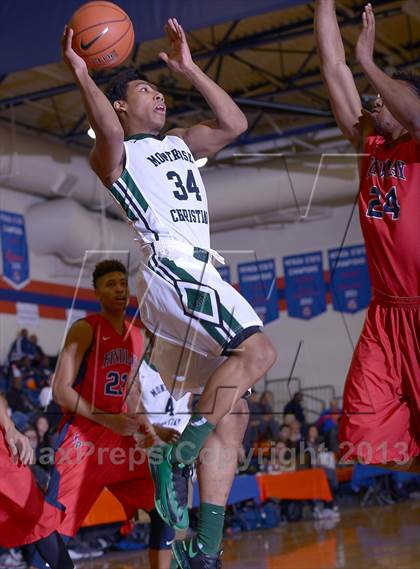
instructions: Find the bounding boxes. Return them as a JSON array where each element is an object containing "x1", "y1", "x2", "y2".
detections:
[
  {"x1": 315, "y1": 0, "x2": 374, "y2": 149},
  {"x1": 53, "y1": 320, "x2": 144, "y2": 436},
  {"x1": 0, "y1": 395, "x2": 34, "y2": 465}
]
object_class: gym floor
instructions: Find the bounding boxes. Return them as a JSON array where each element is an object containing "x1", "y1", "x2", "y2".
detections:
[{"x1": 78, "y1": 500, "x2": 420, "y2": 568}]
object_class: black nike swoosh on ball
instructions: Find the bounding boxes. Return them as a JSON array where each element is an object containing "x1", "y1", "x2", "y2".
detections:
[{"x1": 80, "y1": 26, "x2": 109, "y2": 51}]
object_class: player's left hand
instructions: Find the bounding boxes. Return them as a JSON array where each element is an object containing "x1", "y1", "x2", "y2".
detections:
[
  {"x1": 5, "y1": 426, "x2": 34, "y2": 466},
  {"x1": 356, "y1": 3, "x2": 376, "y2": 66},
  {"x1": 135, "y1": 419, "x2": 157, "y2": 448},
  {"x1": 159, "y1": 18, "x2": 194, "y2": 74},
  {"x1": 154, "y1": 425, "x2": 181, "y2": 445}
]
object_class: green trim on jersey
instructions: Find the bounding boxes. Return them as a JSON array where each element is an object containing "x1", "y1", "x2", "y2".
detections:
[
  {"x1": 124, "y1": 133, "x2": 166, "y2": 142},
  {"x1": 108, "y1": 183, "x2": 137, "y2": 221},
  {"x1": 108, "y1": 168, "x2": 150, "y2": 223},
  {"x1": 143, "y1": 355, "x2": 158, "y2": 372},
  {"x1": 121, "y1": 169, "x2": 149, "y2": 211},
  {"x1": 159, "y1": 257, "x2": 244, "y2": 339}
]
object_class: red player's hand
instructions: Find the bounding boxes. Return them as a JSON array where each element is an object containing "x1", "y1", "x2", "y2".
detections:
[
  {"x1": 5, "y1": 426, "x2": 34, "y2": 466},
  {"x1": 356, "y1": 3, "x2": 376, "y2": 66}
]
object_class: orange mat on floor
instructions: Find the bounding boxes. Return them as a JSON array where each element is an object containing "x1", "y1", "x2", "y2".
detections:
[
  {"x1": 257, "y1": 468, "x2": 333, "y2": 502},
  {"x1": 81, "y1": 488, "x2": 127, "y2": 527}
]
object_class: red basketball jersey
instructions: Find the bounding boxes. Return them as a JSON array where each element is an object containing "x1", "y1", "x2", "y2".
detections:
[
  {"x1": 359, "y1": 134, "x2": 420, "y2": 297},
  {"x1": 73, "y1": 314, "x2": 143, "y2": 414}
]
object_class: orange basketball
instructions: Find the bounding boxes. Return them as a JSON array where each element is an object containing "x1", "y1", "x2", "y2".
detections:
[{"x1": 69, "y1": 1, "x2": 135, "y2": 70}]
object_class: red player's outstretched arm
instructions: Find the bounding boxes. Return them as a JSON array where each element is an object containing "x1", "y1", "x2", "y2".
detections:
[
  {"x1": 315, "y1": 0, "x2": 373, "y2": 149},
  {"x1": 355, "y1": 4, "x2": 420, "y2": 142}
]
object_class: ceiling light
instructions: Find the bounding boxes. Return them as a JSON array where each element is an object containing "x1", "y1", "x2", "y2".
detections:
[
  {"x1": 195, "y1": 157, "x2": 208, "y2": 168},
  {"x1": 87, "y1": 127, "x2": 96, "y2": 140}
]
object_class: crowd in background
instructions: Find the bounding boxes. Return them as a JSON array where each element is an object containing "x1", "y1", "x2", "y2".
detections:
[
  {"x1": 1, "y1": 329, "x2": 343, "y2": 524},
  {"x1": 1, "y1": 329, "x2": 59, "y2": 492}
]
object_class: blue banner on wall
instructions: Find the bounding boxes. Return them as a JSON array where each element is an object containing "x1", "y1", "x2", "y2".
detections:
[
  {"x1": 283, "y1": 252, "x2": 326, "y2": 319},
  {"x1": 238, "y1": 258, "x2": 278, "y2": 324},
  {"x1": 0, "y1": 211, "x2": 30, "y2": 289},
  {"x1": 217, "y1": 265, "x2": 231, "y2": 284},
  {"x1": 328, "y1": 245, "x2": 371, "y2": 313}
]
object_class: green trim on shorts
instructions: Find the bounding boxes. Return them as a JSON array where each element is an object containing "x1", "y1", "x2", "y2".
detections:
[
  {"x1": 159, "y1": 258, "x2": 245, "y2": 340},
  {"x1": 147, "y1": 258, "x2": 228, "y2": 348}
]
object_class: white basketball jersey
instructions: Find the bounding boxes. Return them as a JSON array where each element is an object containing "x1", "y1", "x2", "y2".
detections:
[
  {"x1": 140, "y1": 358, "x2": 191, "y2": 433},
  {"x1": 109, "y1": 134, "x2": 210, "y2": 249}
]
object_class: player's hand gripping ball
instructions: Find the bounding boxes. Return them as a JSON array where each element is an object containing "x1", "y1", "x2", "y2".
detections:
[{"x1": 69, "y1": 1, "x2": 134, "y2": 69}]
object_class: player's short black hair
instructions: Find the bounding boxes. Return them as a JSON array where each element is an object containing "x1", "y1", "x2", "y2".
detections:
[
  {"x1": 392, "y1": 71, "x2": 420, "y2": 98},
  {"x1": 105, "y1": 68, "x2": 149, "y2": 106},
  {"x1": 92, "y1": 259, "x2": 127, "y2": 288}
]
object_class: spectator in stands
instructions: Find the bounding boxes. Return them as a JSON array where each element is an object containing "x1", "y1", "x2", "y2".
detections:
[
  {"x1": 316, "y1": 399, "x2": 341, "y2": 454},
  {"x1": 278, "y1": 423, "x2": 292, "y2": 446},
  {"x1": 258, "y1": 390, "x2": 280, "y2": 442},
  {"x1": 6, "y1": 373, "x2": 35, "y2": 421},
  {"x1": 7, "y1": 329, "x2": 32, "y2": 363},
  {"x1": 288, "y1": 418, "x2": 303, "y2": 446},
  {"x1": 38, "y1": 355, "x2": 53, "y2": 381},
  {"x1": 267, "y1": 441, "x2": 296, "y2": 473},
  {"x1": 303, "y1": 424, "x2": 340, "y2": 520},
  {"x1": 34, "y1": 414, "x2": 56, "y2": 468},
  {"x1": 283, "y1": 391, "x2": 306, "y2": 427},
  {"x1": 29, "y1": 334, "x2": 45, "y2": 364}
]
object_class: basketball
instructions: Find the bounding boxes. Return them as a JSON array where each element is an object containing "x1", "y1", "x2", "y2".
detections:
[{"x1": 69, "y1": 1, "x2": 134, "y2": 70}]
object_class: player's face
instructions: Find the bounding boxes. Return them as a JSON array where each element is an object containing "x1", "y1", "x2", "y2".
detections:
[
  {"x1": 125, "y1": 80, "x2": 166, "y2": 132},
  {"x1": 95, "y1": 271, "x2": 129, "y2": 313},
  {"x1": 371, "y1": 81, "x2": 413, "y2": 136}
]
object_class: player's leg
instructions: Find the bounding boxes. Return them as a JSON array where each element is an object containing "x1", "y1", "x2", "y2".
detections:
[
  {"x1": 150, "y1": 331, "x2": 275, "y2": 530},
  {"x1": 149, "y1": 509, "x2": 175, "y2": 569},
  {"x1": 31, "y1": 422, "x2": 108, "y2": 569},
  {"x1": 372, "y1": 302, "x2": 420, "y2": 472},
  {"x1": 340, "y1": 301, "x2": 420, "y2": 469},
  {"x1": 107, "y1": 443, "x2": 174, "y2": 569},
  {"x1": 21, "y1": 532, "x2": 73, "y2": 569},
  {"x1": 172, "y1": 398, "x2": 249, "y2": 568},
  {"x1": 142, "y1": 257, "x2": 276, "y2": 529}
]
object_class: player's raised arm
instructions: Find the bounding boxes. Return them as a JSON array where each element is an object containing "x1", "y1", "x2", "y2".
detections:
[
  {"x1": 61, "y1": 26, "x2": 125, "y2": 186},
  {"x1": 315, "y1": 0, "x2": 372, "y2": 148},
  {"x1": 53, "y1": 320, "x2": 140, "y2": 436},
  {"x1": 356, "y1": 4, "x2": 420, "y2": 142},
  {"x1": 162, "y1": 18, "x2": 248, "y2": 157},
  {"x1": 0, "y1": 395, "x2": 34, "y2": 465}
]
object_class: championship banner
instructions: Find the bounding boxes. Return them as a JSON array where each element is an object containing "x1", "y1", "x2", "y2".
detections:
[
  {"x1": 217, "y1": 265, "x2": 231, "y2": 283},
  {"x1": 238, "y1": 258, "x2": 278, "y2": 324},
  {"x1": 0, "y1": 210, "x2": 30, "y2": 289},
  {"x1": 328, "y1": 245, "x2": 371, "y2": 313},
  {"x1": 283, "y1": 251, "x2": 326, "y2": 319}
]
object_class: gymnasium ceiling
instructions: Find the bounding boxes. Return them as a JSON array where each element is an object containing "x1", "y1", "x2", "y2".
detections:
[{"x1": 0, "y1": 0, "x2": 418, "y2": 165}]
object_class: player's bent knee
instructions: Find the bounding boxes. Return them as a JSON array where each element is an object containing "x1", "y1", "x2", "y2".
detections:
[{"x1": 243, "y1": 333, "x2": 277, "y2": 376}]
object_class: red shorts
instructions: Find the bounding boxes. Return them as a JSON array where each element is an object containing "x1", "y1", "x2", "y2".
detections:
[
  {"x1": 340, "y1": 292, "x2": 420, "y2": 464},
  {"x1": 0, "y1": 430, "x2": 64, "y2": 548},
  {"x1": 46, "y1": 416, "x2": 154, "y2": 537}
]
